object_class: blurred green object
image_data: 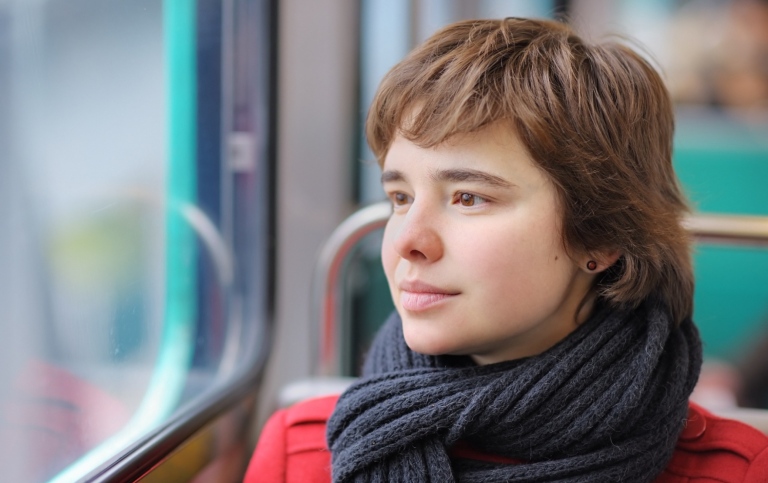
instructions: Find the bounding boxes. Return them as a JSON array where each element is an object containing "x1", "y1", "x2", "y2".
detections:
[{"x1": 674, "y1": 111, "x2": 768, "y2": 216}]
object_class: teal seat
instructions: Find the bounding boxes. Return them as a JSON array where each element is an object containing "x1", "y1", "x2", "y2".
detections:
[{"x1": 674, "y1": 111, "x2": 768, "y2": 361}]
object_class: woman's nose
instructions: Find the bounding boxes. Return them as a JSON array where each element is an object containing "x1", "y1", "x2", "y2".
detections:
[{"x1": 391, "y1": 205, "x2": 443, "y2": 263}]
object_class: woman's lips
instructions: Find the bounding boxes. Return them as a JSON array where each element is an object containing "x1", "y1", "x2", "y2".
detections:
[{"x1": 398, "y1": 281, "x2": 458, "y2": 312}]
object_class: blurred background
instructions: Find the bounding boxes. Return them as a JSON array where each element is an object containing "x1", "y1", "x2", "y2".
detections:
[{"x1": 0, "y1": 0, "x2": 766, "y2": 481}]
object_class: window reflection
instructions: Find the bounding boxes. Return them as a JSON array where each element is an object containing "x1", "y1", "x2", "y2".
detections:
[{"x1": 0, "y1": 0, "x2": 237, "y2": 480}]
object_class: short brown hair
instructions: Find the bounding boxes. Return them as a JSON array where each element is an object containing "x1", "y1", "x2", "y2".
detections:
[{"x1": 367, "y1": 18, "x2": 693, "y2": 325}]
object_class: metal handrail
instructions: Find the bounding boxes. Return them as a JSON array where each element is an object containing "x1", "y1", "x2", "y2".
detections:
[
  {"x1": 311, "y1": 202, "x2": 392, "y2": 375},
  {"x1": 313, "y1": 202, "x2": 768, "y2": 376},
  {"x1": 683, "y1": 213, "x2": 768, "y2": 246}
]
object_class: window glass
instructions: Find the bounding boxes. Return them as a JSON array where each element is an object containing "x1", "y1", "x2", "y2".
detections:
[{"x1": 0, "y1": 0, "x2": 270, "y2": 480}]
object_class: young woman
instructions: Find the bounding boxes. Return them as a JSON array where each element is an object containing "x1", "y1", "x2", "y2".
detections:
[{"x1": 245, "y1": 17, "x2": 768, "y2": 482}]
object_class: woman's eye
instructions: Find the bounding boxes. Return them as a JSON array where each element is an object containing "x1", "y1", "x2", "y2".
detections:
[
  {"x1": 457, "y1": 192, "x2": 487, "y2": 207},
  {"x1": 392, "y1": 192, "x2": 411, "y2": 206}
]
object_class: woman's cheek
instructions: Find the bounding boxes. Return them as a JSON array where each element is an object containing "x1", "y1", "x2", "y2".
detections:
[{"x1": 381, "y1": 224, "x2": 399, "y2": 283}]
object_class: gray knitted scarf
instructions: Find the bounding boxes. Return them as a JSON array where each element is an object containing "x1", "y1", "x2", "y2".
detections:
[{"x1": 327, "y1": 299, "x2": 702, "y2": 483}]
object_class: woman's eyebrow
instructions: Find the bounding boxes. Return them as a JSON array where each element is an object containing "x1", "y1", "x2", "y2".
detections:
[
  {"x1": 431, "y1": 168, "x2": 514, "y2": 188},
  {"x1": 381, "y1": 170, "x2": 405, "y2": 184}
]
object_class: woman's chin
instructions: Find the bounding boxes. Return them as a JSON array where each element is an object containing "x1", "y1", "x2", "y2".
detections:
[{"x1": 402, "y1": 329, "x2": 457, "y2": 356}]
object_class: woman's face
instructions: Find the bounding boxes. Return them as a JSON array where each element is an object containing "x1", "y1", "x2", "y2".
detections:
[{"x1": 380, "y1": 123, "x2": 598, "y2": 365}]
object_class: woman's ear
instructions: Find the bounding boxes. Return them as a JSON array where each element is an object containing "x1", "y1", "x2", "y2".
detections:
[{"x1": 580, "y1": 250, "x2": 621, "y2": 274}]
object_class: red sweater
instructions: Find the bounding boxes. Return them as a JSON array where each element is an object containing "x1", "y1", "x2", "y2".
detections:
[{"x1": 245, "y1": 395, "x2": 768, "y2": 483}]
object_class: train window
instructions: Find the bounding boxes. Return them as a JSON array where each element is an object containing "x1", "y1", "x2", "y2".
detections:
[{"x1": 0, "y1": 0, "x2": 275, "y2": 481}]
